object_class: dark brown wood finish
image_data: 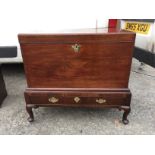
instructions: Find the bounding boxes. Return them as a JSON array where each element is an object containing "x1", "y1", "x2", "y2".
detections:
[
  {"x1": 18, "y1": 28, "x2": 136, "y2": 124},
  {"x1": 0, "y1": 66, "x2": 7, "y2": 107}
]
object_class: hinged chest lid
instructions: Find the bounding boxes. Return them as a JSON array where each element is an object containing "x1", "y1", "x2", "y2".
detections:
[{"x1": 18, "y1": 28, "x2": 135, "y2": 44}]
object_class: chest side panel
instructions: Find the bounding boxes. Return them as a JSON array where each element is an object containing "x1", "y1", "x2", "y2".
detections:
[{"x1": 21, "y1": 40, "x2": 134, "y2": 88}]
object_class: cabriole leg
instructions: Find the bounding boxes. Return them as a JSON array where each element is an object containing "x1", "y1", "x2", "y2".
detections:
[
  {"x1": 26, "y1": 106, "x2": 34, "y2": 122},
  {"x1": 121, "y1": 106, "x2": 131, "y2": 125}
]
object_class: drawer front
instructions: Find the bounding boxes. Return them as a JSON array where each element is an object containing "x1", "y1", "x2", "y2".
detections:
[
  {"x1": 27, "y1": 91, "x2": 130, "y2": 107},
  {"x1": 21, "y1": 41, "x2": 134, "y2": 88}
]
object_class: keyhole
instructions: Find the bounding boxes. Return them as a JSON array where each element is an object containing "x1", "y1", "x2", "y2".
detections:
[{"x1": 72, "y1": 44, "x2": 81, "y2": 52}]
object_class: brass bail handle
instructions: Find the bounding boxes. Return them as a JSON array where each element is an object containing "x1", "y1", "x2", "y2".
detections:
[
  {"x1": 48, "y1": 97, "x2": 59, "y2": 103},
  {"x1": 96, "y1": 98, "x2": 106, "y2": 104},
  {"x1": 71, "y1": 44, "x2": 81, "y2": 52}
]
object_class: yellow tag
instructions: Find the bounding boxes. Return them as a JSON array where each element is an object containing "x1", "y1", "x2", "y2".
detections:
[{"x1": 124, "y1": 22, "x2": 150, "y2": 34}]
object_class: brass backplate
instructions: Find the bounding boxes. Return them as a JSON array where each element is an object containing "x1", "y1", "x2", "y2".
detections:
[
  {"x1": 96, "y1": 98, "x2": 106, "y2": 104},
  {"x1": 74, "y1": 97, "x2": 80, "y2": 103},
  {"x1": 48, "y1": 97, "x2": 59, "y2": 103}
]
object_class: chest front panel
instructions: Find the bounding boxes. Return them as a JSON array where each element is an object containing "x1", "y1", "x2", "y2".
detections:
[{"x1": 21, "y1": 41, "x2": 134, "y2": 88}]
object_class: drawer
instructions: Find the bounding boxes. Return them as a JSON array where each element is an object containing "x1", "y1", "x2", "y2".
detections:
[{"x1": 26, "y1": 91, "x2": 130, "y2": 107}]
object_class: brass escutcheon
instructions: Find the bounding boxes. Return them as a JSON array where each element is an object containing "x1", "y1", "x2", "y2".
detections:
[
  {"x1": 71, "y1": 44, "x2": 81, "y2": 52},
  {"x1": 48, "y1": 97, "x2": 59, "y2": 103},
  {"x1": 74, "y1": 97, "x2": 80, "y2": 103},
  {"x1": 96, "y1": 98, "x2": 106, "y2": 104}
]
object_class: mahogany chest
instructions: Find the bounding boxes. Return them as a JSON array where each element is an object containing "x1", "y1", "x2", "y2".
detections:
[{"x1": 18, "y1": 28, "x2": 136, "y2": 124}]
